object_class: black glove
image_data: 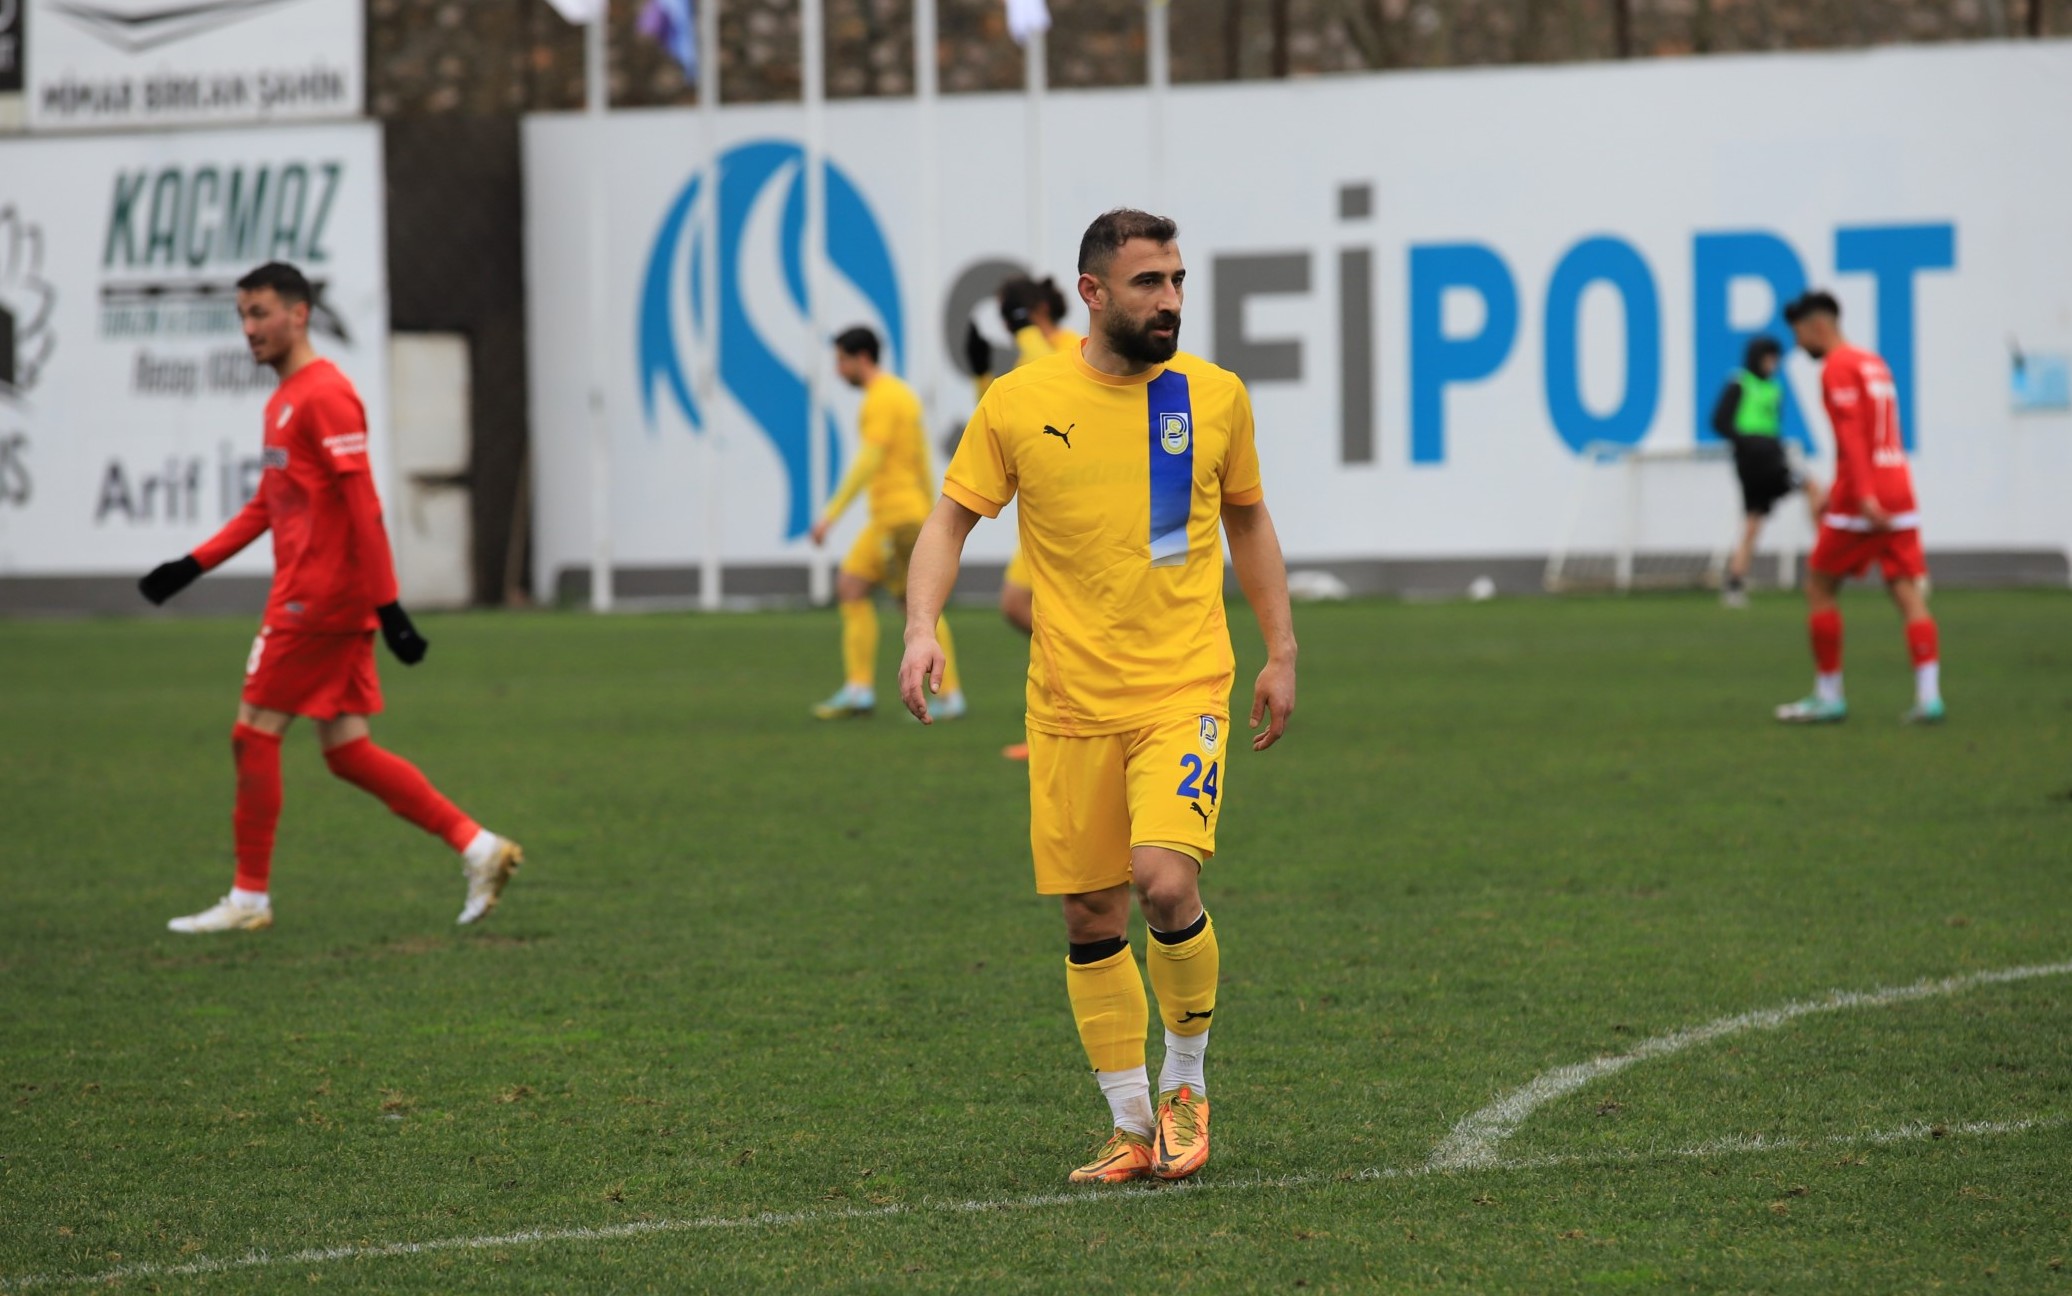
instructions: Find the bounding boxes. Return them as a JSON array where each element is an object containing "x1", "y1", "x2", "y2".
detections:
[
  {"x1": 139, "y1": 555, "x2": 203, "y2": 606},
  {"x1": 962, "y1": 321, "x2": 992, "y2": 378},
  {"x1": 377, "y1": 602, "x2": 429, "y2": 665}
]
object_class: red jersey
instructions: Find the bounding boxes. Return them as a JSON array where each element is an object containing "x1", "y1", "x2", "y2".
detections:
[
  {"x1": 1819, "y1": 343, "x2": 1918, "y2": 529},
  {"x1": 193, "y1": 358, "x2": 398, "y2": 633}
]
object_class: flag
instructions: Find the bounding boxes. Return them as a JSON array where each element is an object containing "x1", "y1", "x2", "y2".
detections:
[
  {"x1": 639, "y1": 0, "x2": 698, "y2": 78},
  {"x1": 1005, "y1": 0, "x2": 1049, "y2": 45},
  {"x1": 542, "y1": 0, "x2": 604, "y2": 23}
]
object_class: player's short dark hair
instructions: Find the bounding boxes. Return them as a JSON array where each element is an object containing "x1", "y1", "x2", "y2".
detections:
[
  {"x1": 1783, "y1": 290, "x2": 1840, "y2": 325},
  {"x1": 236, "y1": 261, "x2": 313, "y2": 307},
  {"x1": 1077, "y1": 208, "x2": 1179, "y2": 276},
  {"x1": 1744, "y1": 335, "x2": 1783, "y2": 368},
  {"x1": 834, "y1": 325, "x2": 880, "y2": 362}
]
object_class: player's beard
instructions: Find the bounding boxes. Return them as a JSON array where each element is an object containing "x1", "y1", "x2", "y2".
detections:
[{"x1": 1107, "y1": 310, "x2": 1181, "y2": 366}]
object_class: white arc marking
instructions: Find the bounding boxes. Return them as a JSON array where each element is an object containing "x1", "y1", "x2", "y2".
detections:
[
  {"x1": 8, "y1": 961, "x2": 2067, "y2": 1293},
  {"x1": 8, "y1": 1111, "x2": 2063, "y2": 1285},
  {"x1": 1428, "y1": 960, "x2": 2072, "y2": 1170},
  {"x1": 1, "y1": 1116, "x2": 2057, "y2": 1292}
]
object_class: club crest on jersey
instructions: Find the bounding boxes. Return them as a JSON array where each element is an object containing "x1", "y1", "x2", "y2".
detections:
[
  {"x1": 1198, "y1": 715, "x2": 1220, "y2": 756},
  {"x1": 261, "y1": 447, "x2": 290, "y2": 471},
  {"x1": 1160, "y1": 412, "x2": 1191, "y2": 455}
]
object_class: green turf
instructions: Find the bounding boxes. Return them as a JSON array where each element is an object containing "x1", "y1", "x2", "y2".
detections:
[{"x1": 2, "y1": 589, "x2": 2069, "y2": 1292}]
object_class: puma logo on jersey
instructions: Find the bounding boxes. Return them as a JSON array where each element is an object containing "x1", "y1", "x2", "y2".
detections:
[
  {"x1": 1188, "y1": 800, "x2": 1211, "y2": 827},
  {"x1": 1043, "y1": 423, "x2": 1074, "y2": 449}
]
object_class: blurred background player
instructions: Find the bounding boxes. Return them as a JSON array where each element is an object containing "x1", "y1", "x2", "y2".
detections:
[
  {"x1": 981, "y1": 275, "x2": 1082, "y2": 760},
  {"x1": 1775, "y1": 290, "x2": 1944, "y2": 725},
  {"x1": 1709, "y1": 335, "x2": 1824, "y2": 608},
  {"x1": 899, "y1": 209, "x2": 1298, "y2": 1185},
  {"x1": 809, "y1": 325, "x2": 965, "y2": 720},
  {"x1": 139, "y1": 262, "x2": 522, "y2": 933}
]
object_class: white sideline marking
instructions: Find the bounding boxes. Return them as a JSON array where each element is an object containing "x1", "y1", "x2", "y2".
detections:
[
  {"x1": 1428, "y1": 960, "x2": 2072, "y2": 1170},
  {"x1": 3, "y1": 1115, "x2": 2061, "y2": 1292}
]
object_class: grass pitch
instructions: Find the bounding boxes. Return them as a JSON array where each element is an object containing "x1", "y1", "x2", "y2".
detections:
[{"x1": 3, "y1": 589, "x2": 2069, "y2": 1292}]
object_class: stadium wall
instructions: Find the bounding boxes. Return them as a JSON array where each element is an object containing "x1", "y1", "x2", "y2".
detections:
[{"x1": 524, "y1": 41, "x2": 2072, "y2": 603}]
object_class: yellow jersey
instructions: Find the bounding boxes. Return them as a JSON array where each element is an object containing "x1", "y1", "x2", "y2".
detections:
[
  {"x1": 1016, "y1": 325, "x2": 1082, "y2": 367},
  {"x1": 944, "y1": 346, "x2": 1265, "y2": 737},
  {"x1": 856, "y1": 372, "x2": 933, "y2": 528}
]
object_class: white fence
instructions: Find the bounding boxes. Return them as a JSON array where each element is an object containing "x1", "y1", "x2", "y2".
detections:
[{"x1": 520, "y1": 41, "x2": 2072, "y2": 602}]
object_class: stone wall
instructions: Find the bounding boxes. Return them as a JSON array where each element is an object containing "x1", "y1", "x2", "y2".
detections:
[{"x1": 369, "y1": 0, "x2": 2068, "y2": 117}]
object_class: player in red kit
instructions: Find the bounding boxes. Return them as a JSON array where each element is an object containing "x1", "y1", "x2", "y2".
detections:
[
  {"x1": 1775, "y1": 290, "x2": 1944, "y2": 725},
  {"x1": 139, "y1": 262, "x2": 523, "y2": 932}
]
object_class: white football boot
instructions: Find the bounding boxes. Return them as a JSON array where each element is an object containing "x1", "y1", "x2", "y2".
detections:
[
  {"x1": 458, "y1": 838, "x2": 524, "y2": 925},
  {"x1": 167, "y1": 894, "x2": 274, "y2": 934}
]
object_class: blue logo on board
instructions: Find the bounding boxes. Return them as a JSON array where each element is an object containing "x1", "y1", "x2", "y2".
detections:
[{"x1": 638, "y1": 140, "x2": 905, "y2": 540}]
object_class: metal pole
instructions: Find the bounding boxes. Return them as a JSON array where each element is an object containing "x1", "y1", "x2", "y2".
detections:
[
  {"x1": 698, "y1": 0, "x2": 723, "y2": 610},
  {"x1": 585, "y1": 3, "x2": 614, "y2": 612},
  {"x1": 1616, "y1": 452, "x2": 1639, "y2": 592},
  {"x1": 803, "y1": 0, "x2": 830, "y2": 604},
  {"x1": 1025, "y1": 27, "x2": 1047, "y2": 272},
  {"x1": 916, "y1": 0, "x2": 940, "y2": 443},
  {"x1": 1146, "y1": 0, "x2": 1168, "y2": 208}
]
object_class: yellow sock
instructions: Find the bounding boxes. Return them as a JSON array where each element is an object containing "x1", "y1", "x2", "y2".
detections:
[
  {"x1": 839, "y1": 598, "x2": 877, "y2": 689},
  {"x1": 935, "y1": 614, "x2": 962, "y2": 695},
  {"x1": 1064, "y1": 945, "x2": 1149, "y2": 1073},
  {"x1": 1146, "y1": 912, "x2": 1218, "y2": 1037}
]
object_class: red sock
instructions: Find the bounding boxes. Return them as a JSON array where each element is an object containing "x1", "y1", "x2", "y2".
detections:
[
  {"x1": 231, "y1": 724, "x2": 283, "y2": 894},
  {"x1": 1905, "y1": 617, "x2": 1939, "y2": 667},
  {"x1": 1808, "y1": 608, "x2": 1843, "y2": 674},
  {"x1": 323, "y1": 737, "x2": 479, "y2": 852}
]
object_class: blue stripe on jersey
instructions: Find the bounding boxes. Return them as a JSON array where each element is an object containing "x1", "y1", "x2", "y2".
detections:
[{"x1": 1147, "y1": 369, "x2": 1195, "y2": 568}]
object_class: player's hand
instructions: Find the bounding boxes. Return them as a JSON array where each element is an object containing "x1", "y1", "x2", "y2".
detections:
[
  {"x1": 962, "y1": 322, "x2": 992, "y2": 378},
  {"x1": 898, "y1": 632, "x2": 946, "y2": 725},
  {"x1": 376, "y1": 602, "x2": 429, "y2": 666},
  {"x1": 1249, "y1": 658, "x2": 1296, "y2": 751},
  {"x1": 809, "y1": 520, "x2": 830, "y2": 548},
  {"x1": 1860, "y1": 498, "x2": 1893, "y2": 532},
  {"x1": 138, "y1": 555, "x2": 203, "y2": 605}
]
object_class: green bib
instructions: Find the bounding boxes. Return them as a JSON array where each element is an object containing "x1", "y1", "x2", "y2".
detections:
[{"x1": 1734, "y1": 371, "x2": 1783, "y2": 438}]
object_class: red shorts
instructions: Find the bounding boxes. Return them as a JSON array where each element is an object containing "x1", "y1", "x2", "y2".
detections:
[
  {"x1": 242, "y1": 628, "x2": 383, "y2": 719},
  {"x1": 1809, "y1": 525, "x2": 1928, "y2": 583}
]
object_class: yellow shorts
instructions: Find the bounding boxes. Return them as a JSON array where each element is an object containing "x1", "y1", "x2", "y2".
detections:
[
  {"x1": 840, "y1": 520, "x2": 924, "y2": 597},
  {"x1": 1026, "y1": 712, "x2": 1230, "y2": 896},
  {"x1": 1003, "y1": 548, "x2": 1031, "y2": 590}
]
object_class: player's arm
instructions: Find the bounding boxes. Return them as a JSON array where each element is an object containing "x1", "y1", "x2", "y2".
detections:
[
  {"x1": 963, "y1": 322, "x2": 995, "y2": 399},
  {"x1": 139, "y1": 491, "x2": 270, "y2": 604},
  {"x1": 314, "y1": 393, "x2": 427, "y2": 664},
  {"x1": 811, "y1": 442, "x2": 886, "y2": 546},
  {"x1": 897, "y1": 494, "x2": 982, "y2": 722},
  {"x1": 1222, "y1": 497, "x2": 1297, "y2": 751},
  {"x1": 1825, "y1": 376, "x2": 1882, "y2": 524},
  {"x1": 336, "y1": 471, "x2": 427, "y2": 663},
  {"x1": 1709, "y1": 380, "x2": 1742, "y2": 442}
]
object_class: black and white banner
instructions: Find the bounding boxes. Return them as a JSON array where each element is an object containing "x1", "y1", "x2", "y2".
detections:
[
  {"x1": 0, "y1": 122, "x2": 389, "y2": 577},
  {"x1": 27, "y1": 0, "x2": 361, "y2": 130}
]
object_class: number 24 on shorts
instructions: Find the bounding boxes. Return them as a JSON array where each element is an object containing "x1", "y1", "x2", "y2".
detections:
[{"x1": 1177, "y1": 754, "x2": 1219, "y2": 804}]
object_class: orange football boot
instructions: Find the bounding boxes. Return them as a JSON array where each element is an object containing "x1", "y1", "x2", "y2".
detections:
[
  {"x1": 1152, "y1": 1086, "x2": 1210, "y2": 1180},
  {"x1": 1068, "y1": 1128, "x2": 1155, "y2": 1184}
]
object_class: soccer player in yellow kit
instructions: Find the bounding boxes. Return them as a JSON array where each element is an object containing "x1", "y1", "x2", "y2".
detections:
[
  {"x1": 809, "y1": 326, "x2": 964, "y2": 719},
  {"x1": 899, "y1": 210, "x2": 1297, "y2": 1184}
]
